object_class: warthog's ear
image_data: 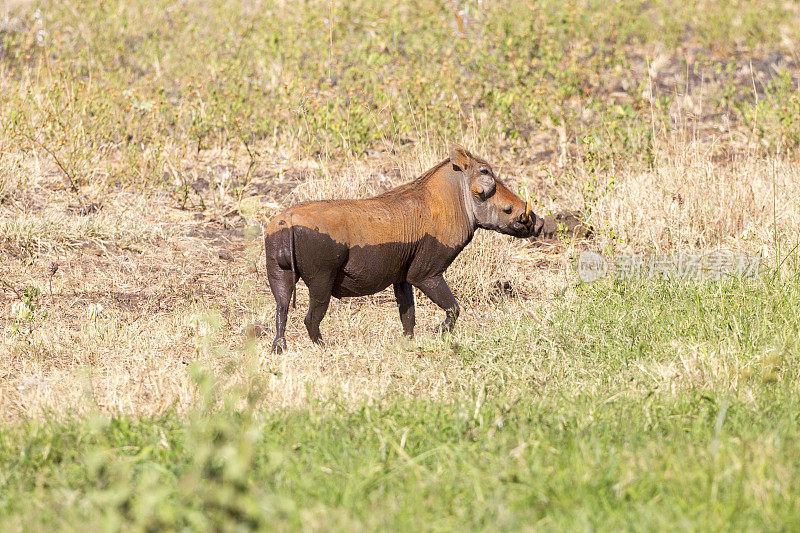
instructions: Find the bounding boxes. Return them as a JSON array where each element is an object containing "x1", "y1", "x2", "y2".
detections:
[{"x1": 449, "y1": 144, "x2": 473, "y2": 172}]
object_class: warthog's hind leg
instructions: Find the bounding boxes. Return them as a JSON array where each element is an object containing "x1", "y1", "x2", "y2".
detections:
[
  {"x1": 414, "y1": 274, "x2": 460, "y2": 334},
  {"x1": 267, "y1": 262, "x2": 297, "y2": 354},
  {"x1": 393, "y1": 282, "x2": 416, "y2": 337}
]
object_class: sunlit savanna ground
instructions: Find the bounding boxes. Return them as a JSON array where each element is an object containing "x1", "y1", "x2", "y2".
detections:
[{"x1": 1, "y1": 0, "x2": 800, "y2": 529}]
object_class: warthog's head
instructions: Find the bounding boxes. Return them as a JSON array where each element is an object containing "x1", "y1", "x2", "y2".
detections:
[{"x1": 450, "y1": 145, "x2": 543, "y2": 238}]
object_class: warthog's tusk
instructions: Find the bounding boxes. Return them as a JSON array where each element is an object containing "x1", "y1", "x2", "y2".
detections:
[{"x1": 524, "y1": 188, "x2": 533, "y2": 219}]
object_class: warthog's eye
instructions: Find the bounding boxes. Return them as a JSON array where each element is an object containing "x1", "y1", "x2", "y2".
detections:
[
  {"x1": 479, "y1": 168, "x2": 491, "y2": 175},
  {"x1": 502, "y1": 205, "x2": 513, "y2": 214}
]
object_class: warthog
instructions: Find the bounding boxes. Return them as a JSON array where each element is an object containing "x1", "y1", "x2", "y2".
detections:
[{"x1": 263, "y1": 145, "x2": 543, "y2": 353}]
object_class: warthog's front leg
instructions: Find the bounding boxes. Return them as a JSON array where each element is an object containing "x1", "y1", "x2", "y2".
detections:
[
  {"x1": 414, "y1": 274, "x2": 460, "y2": 333},
  {"x1": 393, "y1": 282, "x2": 415, "y2": 337}
]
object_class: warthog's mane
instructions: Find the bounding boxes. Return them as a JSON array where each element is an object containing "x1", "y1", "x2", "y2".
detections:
[{"x1": 373, "y1": 158, "x2": 451, "y2": 200}]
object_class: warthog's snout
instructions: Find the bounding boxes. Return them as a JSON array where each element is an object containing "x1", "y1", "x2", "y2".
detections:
[
  {"x1": 515, "y1": 201, "x2": 542, "y2": 238},
  {"x1": 515, "y1": 212, "x2": 543, "y2": 237},
  {"x1": 515, "y1": 211, "x2": 534, "y2": 234},
  {"x1": 514, "y1": 189, "x2": 543, "y2": 237}
]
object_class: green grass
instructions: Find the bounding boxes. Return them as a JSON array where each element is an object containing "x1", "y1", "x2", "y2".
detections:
[
  {"x1": 3, "y1": 272, "x2": 799, "y2": 530},
  {"x1": 2, "y1": 0, "x2": 798, "y2": 195}
]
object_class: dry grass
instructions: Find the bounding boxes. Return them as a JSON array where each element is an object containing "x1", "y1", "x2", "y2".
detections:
[
  {"x1": 0, "y1": 140, "x2": 556, "y2": 419},
  {"x1": 2, "y1": 129, "x2": 797, "y2": 420},
  {"x1": 590, "y1": 146, "x2": 800, "y2": 252},
  {"x1": 2, "y1": 0, "x2": 799, "y2": 422}
]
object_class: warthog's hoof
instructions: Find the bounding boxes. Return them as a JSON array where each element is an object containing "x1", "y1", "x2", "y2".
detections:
[
  {"x1": 434, "y1": 321, "x2": 455, "y2": 335},
  {"x1": 272, "y1": 337, "x2": 287, "y2": 354}
]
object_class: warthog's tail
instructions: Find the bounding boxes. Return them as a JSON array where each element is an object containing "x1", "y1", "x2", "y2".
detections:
[{"x1": 289, "y1": 221, "x2": 297, "y2": 309}]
